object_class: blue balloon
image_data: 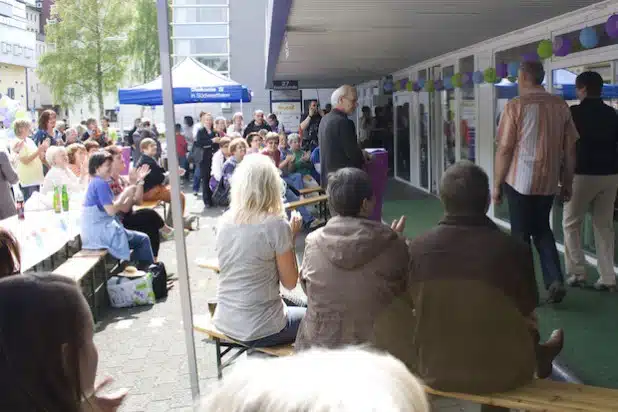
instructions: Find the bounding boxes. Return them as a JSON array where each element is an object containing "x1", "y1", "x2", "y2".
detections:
[
  {"x1": 580, "y1": 27, "x2": 598, "y2": 49},
  {"x1": 473, "y1": 71, "x2": 484, "y2": 84},
  {"x1": 417, "y1": 79, "x2": 426, "y2": 89},
  {"x1": 507, "y1": 62, "x2": 519, "y2": 78},
  {"x1": 443, "y1": 77, "x2": 453, "y2": 90}
]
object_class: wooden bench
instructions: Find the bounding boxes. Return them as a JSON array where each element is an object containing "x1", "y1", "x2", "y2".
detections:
[
  {"x1": 194, "y1": 315, "x2": 294, "y2": 379},
  {"x1": 285, "y1": 194, "x2": 329, "y2": 221},
  {"x1": 426, "y1": 379, "x2": 618, "y2": 411},
  {"x1": 298, "y1": 186, "x2": 324, "y2": 196},
  {"x1": 196, "y1": 257, "x2": 220, "y2": 273},
  {"x1": 53, "y1": 249, "x2": 109, "y2": 321},
  {"x1": 134, "y1": 200, "x2": 167, "y2": 216}
]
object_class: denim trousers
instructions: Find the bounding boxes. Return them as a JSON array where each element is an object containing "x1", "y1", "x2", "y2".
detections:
[{"x1": 126, "y1": 229, "x2": 155, "y2": 265}]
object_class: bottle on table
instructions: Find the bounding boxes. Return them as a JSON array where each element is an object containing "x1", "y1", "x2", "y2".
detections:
[
  {"x1": 61, "y1": 184, "x2": 69, "y2": 212},
  {"x1": 53, "y1": 186, "x2": 61, "y2": 214},
  {"x1": 15, "y1": 189, "x2": 24, "y2": 220}
]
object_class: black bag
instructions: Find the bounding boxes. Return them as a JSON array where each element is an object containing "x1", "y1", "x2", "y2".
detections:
[
  {"x1": 212, "y1": 179, "x2": 230, "y2": 207},
  {"x1": 148, "y1": 262, "x2": 168, "y2": 300}
]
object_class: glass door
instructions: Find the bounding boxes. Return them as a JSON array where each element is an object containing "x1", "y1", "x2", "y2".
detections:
[
  {"x1": 418, "y1": 69, "x2": 430, "y2": 191},
  {"x1": 430, "y1": 65, "x2": 442, "y2": 194},
  {"x1": 395, "y1": 94, "x2": 411, "y2": 181},
  {"x1": 441, "y1": 65, "x2": 456, "y2": 171}
]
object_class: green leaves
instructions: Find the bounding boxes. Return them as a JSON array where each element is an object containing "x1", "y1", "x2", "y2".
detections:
[
  {"x1": 127, "y1": 0, "x2": 161, "y2": 84},
  {"x1": 37, "y1": 0, "x2": 133, "y2": 117}
]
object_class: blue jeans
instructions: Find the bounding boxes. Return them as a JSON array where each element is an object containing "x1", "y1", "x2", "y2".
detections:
[
  {"x1": 243, "y1": 306, "x2": 306, "y2": 347},
  {"x1": 504, "y1": 184, "x2": 564, "y2": 289},
  {"x1": 192, "y1": 164, "x2": 202, "y2": 193},
  {"x1": 178, "y1": 155, "x2": 189, "y2": 176},
  {"x1": 285, "y1": 188, "x2": 313, "y2": 224},
  {"x1": 126, "y1": 229, "x2": 155, "y2": 265},
  {"x1": 21, "y1": 185, "x2": 39, "y2": 202},
  {"x1": 283, "y1": 173, "x2": 303, "y2": 191}
]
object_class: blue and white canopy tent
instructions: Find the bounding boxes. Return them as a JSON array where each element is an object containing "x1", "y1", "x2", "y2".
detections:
[{"x1": 118, "y1": 57, "x2": 252, "y2": 105}]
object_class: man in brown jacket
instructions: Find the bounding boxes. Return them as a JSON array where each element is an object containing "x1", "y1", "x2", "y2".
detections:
[{"x1": 375, "y1": 161, "x2": 564, "y2": 394}]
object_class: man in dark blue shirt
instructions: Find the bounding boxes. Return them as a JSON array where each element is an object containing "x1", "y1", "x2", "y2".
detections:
[{"x1": 564, "y1": 71, "x2": 618, "y2": 292}]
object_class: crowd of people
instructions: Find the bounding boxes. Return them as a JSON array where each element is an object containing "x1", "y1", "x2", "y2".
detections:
[{"x1": 1, "y1": 60, "x2": 617, "y2": 410}]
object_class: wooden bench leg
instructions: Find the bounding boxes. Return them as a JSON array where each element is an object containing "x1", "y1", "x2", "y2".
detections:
[{"x1": 215, "y1": 338, "x2": 223, "y2": 379}]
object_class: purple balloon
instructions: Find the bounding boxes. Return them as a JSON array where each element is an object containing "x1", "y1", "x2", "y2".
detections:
[
  {"x1": 435, "y1": 79, "x2": 444, "y2": 91},
  {"x1": 607, "y1": 14, "x2": 618, "y2": 39},
  {"x1": 553, "y1": 36, "x2": 571, "y2": 57},
  {"x1": 400, "y1": 78, "x2": 407, "y2": 90},
  {"x1": 413, "y1": 81, "x2": 422, "y2": 92},
  {"x1": 496, "y1": 63, "x2": 507, "y2": 78},
  {"x1": 472, "y1": 71, "x2": 484, "y2": 84},
  {"x1": 461, "y1": 72, "x2": 472, "y2": 85}
]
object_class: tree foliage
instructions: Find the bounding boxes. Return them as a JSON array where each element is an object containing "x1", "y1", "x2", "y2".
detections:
[
  {"x1": 37, "y1": 0, "x2": 132, "y2": 117},
  {"x1": 127, "y1": 0, "x2": 161, "y2": 84}
]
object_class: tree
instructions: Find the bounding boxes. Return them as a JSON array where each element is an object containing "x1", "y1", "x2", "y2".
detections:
[
  {"x1": 127, "y1": 0, "x2": 161, "y2": 84},
  {"x1": 38, "y1": 0, "x2": 133, "y2": 117}
]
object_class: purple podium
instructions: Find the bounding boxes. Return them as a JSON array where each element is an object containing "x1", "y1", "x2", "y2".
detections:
[
  {"x1": 121, "y1": 146, "x2": 131, "y2": 175},
  {"x1": 365, "y1": 148, "x2": 388, "y2": 222}
]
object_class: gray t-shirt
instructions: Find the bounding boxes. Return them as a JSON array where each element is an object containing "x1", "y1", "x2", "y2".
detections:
[{"x1": 213, "y1": 214, "x2": 293, "y2": 341}]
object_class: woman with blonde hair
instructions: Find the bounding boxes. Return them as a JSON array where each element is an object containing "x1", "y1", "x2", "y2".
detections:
[
  {"x1": 226, "y1": 112, "x2": 244, "y2": 135},
  {"x1": 41, "y1": 146, "x2": 88, "y2": 195},
  {"x1": 200, "y1": 348, "x2": 430, "y2": 412},
  {"x1": 66, "y1": 143, "x2": 87, "y2": 177},
  {"x1": 214, "y1": 154, "x2": 305, "y2": 347}
]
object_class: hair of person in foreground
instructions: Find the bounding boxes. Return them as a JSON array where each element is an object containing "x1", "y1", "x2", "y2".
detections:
[{"x1": 199, "y1": 347, "x2": 430, "y2": 412}]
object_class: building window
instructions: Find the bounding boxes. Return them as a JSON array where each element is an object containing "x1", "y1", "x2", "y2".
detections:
[
  {"x1": 196, "y1": 56, "x2": 228, "y2": 71},
  {"x1": 175, "y1": 38, "x2": 228, "y2": 55},
  {"x1": 174, "y1": 0, "x2": 227, "y2": 4},
  {"x1": 172, "y1": 23, "x2": 228, "y2": 38},
  {"x1": 173, "y1": 6, "x2": 227, "y2": 23}
]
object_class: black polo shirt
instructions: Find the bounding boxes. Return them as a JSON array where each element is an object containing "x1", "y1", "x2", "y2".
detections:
[{"x1": 570, "y1": 98, "x2": 618, "y2": 175}]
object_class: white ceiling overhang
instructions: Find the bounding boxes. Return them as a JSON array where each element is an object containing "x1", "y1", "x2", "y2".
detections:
[{"x1": 266, "y1": 0, "x2": 606, "y2": 88}]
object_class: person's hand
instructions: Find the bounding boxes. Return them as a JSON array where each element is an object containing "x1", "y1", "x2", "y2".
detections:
[
  {"x1": 13, "y1": 140, "x2": 24, "y2": 154},
  {"x1": 492, "y1": 184, "x2": 503, "y2": 206},
  {"x1": 309, "y1": 107, "x2": 316, "y2": 116},
  {"x1": 38, "y1": 139, "x2": 50, "y2": 153},
  {"x1": 301, "y1": 151, "x2": 310, "y2": 161},
  {"x1": 285, "y1": 154, "x2": 295, "y2": 163},
  {"x1": 129, "y1": 164, "x2": 150, "y2": 184},
  {"x1": 84, "y1": 377, "x2": 128, "y2": 412},
  {"x1": 559, "y1": 185, "x2": 572, "y2": 203},
  {"x1": 390, "y1": 216, "x2": 406, "y2": 233},
  {"x1": 363, "y1": 150, "x2": 372, "y2": 162},
  {"x1": 289, "y1": 210, "x2": 302, "y2": 235},
  {"x1": 213, "y1": 136, "x2": 221, "y2": 144},
  {"x1": 179, "y1": 167, "x2": 186, "y2": 177}
]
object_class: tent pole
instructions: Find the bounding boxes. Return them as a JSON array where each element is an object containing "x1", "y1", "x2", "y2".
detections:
[{"x1": 155, "y1": 0, "x2": 200, "y2": 399}]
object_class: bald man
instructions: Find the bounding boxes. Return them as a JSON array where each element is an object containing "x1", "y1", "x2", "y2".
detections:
[{"x1": 318, "y1": 85, "x2": 366, "y2": 188}]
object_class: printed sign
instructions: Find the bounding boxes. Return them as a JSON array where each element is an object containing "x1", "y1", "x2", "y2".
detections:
[{"x1": 273, "y1": 80, "x2": 299, "y2": 91}]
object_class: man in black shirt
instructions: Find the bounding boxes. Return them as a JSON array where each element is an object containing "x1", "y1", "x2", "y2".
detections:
[
  {"x1": 564, "y1": 71, "x2": 618, "y2": 291},
  {"x1": 242, "y1": 110, "x2": 271, "y2": 138},
  {"x1": 300, "y1": 100, "x2": 322, "y2": 151}
]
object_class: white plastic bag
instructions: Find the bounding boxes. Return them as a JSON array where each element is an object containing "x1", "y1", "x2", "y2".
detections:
[{"x1": 106, "y1": 273, "x2": 156, "y2": 308}]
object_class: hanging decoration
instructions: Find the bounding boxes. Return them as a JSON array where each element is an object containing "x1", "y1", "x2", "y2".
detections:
[
  {"x1": 484, "y1": 68, "x2": 498, "y2": 83},
  {"x1": 522, "y1": 52, "x2": 539, "y2": 62},
  {"x1": 472, "y1": 71, "x2": 485, "y2": 84},
  {"x1": 435, "y1": 79, "x2": 444, "y2": 91},
  {"x1": 424, "y1": 79, "x2": 435, "y2": 92},
  {"x1": 553, "y1": 36, "x2": 572, "y2": 57},
  {"x1": 537, "y1": 39, "x2": 553, "y2": 59},
  {"x1": 507, "y1": 62, "x2": 519, "y2": 78},
  {"x1": 580, "y1": 27, "x2": 598, "y2": 49},
  {"x1": 401, "y1": 79, "x2": 409, "y2": 90},
  {"x1": 413, "y1": 81, "x2": 422, "y2": 92},
  {"x1": 394, "y1": 81, "x2": 400, "y2": 92},
  {"x1": 607, "y1": 14, "x2": 618, "y2": 39},
  {"x1": 417, "y1": 79, "x2": 426, "y2": 90},
  {"x1": 444, "y1": 77, "x2": 453, "y2": 90},
  {"x1": 496, "y1": 63, "x2": 507, "y2": 79},
  {"x1": 451, "y1": 73, "x2": 463, "y2": 88},
  {"x1": 406, "y1": 80, "x2": 414, "y2": 92},
  {"x1": 461, "y1": 72, "x2": 473, "y2": 86}
]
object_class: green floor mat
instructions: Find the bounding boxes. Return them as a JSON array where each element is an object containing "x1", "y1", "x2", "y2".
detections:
[{"x1": 383, "y1": 192, "x2": 618, "y2": 389}]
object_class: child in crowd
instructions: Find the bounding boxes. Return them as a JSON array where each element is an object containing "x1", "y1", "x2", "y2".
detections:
[
  {"x1": 84, "y1": 139, "x2": 101, "y2": 157},
  {"x1": 221, "y1": 138, "x2": 247, "y2": 187},
  {"x1": 175, "y1": 124, "x2": 189, "y2": 181},
  {"x1": 210, "y1": 137, "x2": 231, "y2": 192},
  {"x1": 11, "y1": 119, "x2": 47, "y2": 201},
  {"x1": 263, "y1": 132, "x2": 302, "y2": 190},
  {"x1": 67, "y1": 143, "x2": 88, "y2": 177},
  {"x1": 246, "y1": 132, "x2": 262, "y2": 155}
]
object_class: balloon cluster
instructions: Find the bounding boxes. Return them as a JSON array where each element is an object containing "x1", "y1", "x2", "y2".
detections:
[
  {"x1": 0, "y1": 95, "x2": 30, "y2": 131},
  {"x1": 395, "y1": 14, "x2": 618, "y2": 93}
]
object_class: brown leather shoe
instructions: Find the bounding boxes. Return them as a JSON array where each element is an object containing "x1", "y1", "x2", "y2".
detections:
[{"x1": 536, "y1": 329, "x2": 564, "y2": 379}]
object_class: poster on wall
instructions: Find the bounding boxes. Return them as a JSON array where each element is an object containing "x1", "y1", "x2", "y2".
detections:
[{"x1": 271, "y1": 101, "x2": 302, "y2": 133}]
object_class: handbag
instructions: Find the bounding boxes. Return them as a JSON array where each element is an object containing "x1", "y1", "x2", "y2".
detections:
[
  {"x1": 212, "y1": 178, "x2": 230, "y2": 207},
  {"x1": 147, "y1": 262, "x2": 169, "y2": 300},
  {"x1": 189, "y1": 145, "x2": 204, "y2": 164}
]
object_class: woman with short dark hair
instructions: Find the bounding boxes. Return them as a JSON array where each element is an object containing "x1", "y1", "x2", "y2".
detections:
[
  {"x1": 81, "y1": 151, "x2": 154, "y2": 266},
  {"x1": 0, "y1": 228, "x2": 20, "y2": 278},
  {"x1": 295, "y1": 167, "x2": 408, "y2": 350},
  {"x1": 0, "y1": 274, "x2": 127, "y2": 411}
]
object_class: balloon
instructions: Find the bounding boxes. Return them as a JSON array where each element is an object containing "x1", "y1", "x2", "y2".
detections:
[
  {"x1": 462, "y1": 72, "x2": 474, "y2": 86},
  {"x1": 435, "y1": 79, "x2": 444, "y2": 91},
  {"x1": 537, "y1": 39, "x2": 553, "y2": 59},
  {"x1": 484, "y1": 68, "x2": 497, "y2": 83},
  {"x1": 473, "y1": 71, "x2": 484, "y2": 84},
  {"x1": 413, "y1": 81, "x2": 422, "y2": 92},
  {"x1": 0, "y1": 96, "x2": 10, "y2": 109},
  {"x1": 444, "y1": 77, "x2": 453, "y2": 90},
  {"x1": 507, "y1": 62, "x2": 519, "y2": 77},
  {"x1": 607, "y1": 14, "x2": 618, "y2": 39},
  {"x1": 496, "y1": 63, "x2": 507, "y2": 79},
  {"x1": 553, "y1": 36, "x2": 571, "y2": 57},
  {"x1": 424, "y1": 80, "x2": 435, "y2": 92},
  {"x1": 451, "y1": 73, "x2": 462, "y2": 88},
  {"x1": 406, "y1": 80, "x2": 413, "y2": 92},
  {"x1": 417, "y1": 79, "x2": 426, "y2": 89},
  {"x1": 14, "y1": 109, "x2": 28, "y2": 120},
  {"x1": 580, "y1": 27, "x2": 598, "y2": 49}
]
